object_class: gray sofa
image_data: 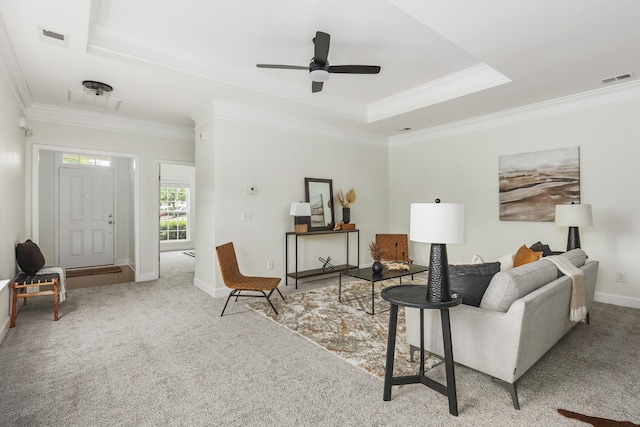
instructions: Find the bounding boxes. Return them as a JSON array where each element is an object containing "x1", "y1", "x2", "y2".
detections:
[{"x1": 405, "y1": 249, "x2": 598, "y2": 409}]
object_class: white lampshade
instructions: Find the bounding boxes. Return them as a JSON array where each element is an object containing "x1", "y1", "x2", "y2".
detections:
[
  {"x1": 410, "y1": 202, "x2": 466, "y2": 244},
  {"x1": 289, "y1": 202, "x2": 311, "y2": 217},
  {"x1": 555, "y1": 204, "x2": 593, "y2": 227}
]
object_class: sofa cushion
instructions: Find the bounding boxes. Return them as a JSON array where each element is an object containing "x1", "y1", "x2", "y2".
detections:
[
  {"x1": 449, "y1": 262, "x2": 501, "y2": 307},
  {"x1": 15, "y1": 239, "x2": 46, "y2": 275},
  {"x1": 513, "y1": 244, "x2": 542, "y2": 267},
  {"x1": 561, "y1": 248, "x2": 587, "y2": 268},
  {"x1": 480, "y1": 249, "x2": 587, "y2": 312}
]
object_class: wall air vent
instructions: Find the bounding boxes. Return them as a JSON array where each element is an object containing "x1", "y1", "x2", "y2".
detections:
[
  {"x1": 39, "y1": 26, "x2": 68, "y2": 47},
  {"x1": 601, "y1": 72, "x2": 635, "y2": 85}
]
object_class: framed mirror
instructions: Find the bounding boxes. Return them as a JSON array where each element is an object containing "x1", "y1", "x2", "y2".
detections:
[{"x1": 305, "y1": 178, "x2": 334, "y2": 231}]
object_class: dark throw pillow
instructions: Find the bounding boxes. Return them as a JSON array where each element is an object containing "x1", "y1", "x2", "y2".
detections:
[
  {"x1": 449, "y1": 262, "x2": 501, "y2": 307},
  {"x1": 530, "y1": 241, "x2": 553, "y2": 257},
  {"x1": 15, "y1": 239, "x2": 46, "y2": 275}
]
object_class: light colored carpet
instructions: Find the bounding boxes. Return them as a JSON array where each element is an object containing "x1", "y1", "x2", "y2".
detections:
[
  {"x1": 1, "y1": 251, "x2": 639, "y2": 426},
  {"x1": 246, "y1": 278, "x2": 442, "y2": 379}
]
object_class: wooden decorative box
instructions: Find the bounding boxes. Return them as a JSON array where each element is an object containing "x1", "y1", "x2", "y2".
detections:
[{"x1": 340, "y1": 223, "x2": 356, "y2": 230}]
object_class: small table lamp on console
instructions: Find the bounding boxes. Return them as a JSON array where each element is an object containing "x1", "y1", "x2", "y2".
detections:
[
  {"x1": 555, "y1": 202, "x2": 593, "y2": 251},
  {"x1": 290, "y1": 202, "x2": 311, "y2": 233},
  {"x1": 410, "y1": 199, "x2": 466, "y2": 303}
]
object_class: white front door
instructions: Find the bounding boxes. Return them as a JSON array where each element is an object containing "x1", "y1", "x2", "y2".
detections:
[{"x1": 59, "y1": 167, "x2": 115, "y2": 268}]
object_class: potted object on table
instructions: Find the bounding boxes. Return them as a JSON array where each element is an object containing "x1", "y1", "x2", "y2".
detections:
[
  {"x1": 336, "y1": 188, "x2": 356, "y2": 224},
  {"x1": 369, "y1": 241, "x2": 384, "y2": 274}
]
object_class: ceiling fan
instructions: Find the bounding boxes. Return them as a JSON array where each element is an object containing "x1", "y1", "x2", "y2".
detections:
[{"x1": 257, "y1": 31, "x2": 381, "y2": 93}]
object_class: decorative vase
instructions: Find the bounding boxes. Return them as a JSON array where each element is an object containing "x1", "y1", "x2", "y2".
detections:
[
  {"x1": 372, "y1": 261, "x2": 383, "y2": 274},
  {"x1": 343, "y1": 207, "x2": 351, "y2": 224}
]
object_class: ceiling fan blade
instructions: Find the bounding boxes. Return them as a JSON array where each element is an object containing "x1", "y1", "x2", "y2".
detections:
[
  {"x1": 328, "y1": 65, "x2": 381, "y2": 74},
  {"x1": 256, "y1": 64, "x2": 308, "y2": 70},
  {"x1": 312, "y1": 81, "x2": 323, "y2": 93},
  {"x1": 313, "y1": 31, "x2": 330, "y2": 64}
]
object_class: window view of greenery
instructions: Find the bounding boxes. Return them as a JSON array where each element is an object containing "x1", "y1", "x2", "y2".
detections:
[
  {"x1": 160, "y1": 185, "x2": 189, "y2": 241},
  {"x1": 63, "y1": 154, "x2": 111, "y2": 166}
]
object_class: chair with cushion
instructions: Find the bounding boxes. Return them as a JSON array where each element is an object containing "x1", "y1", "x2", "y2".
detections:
[{"x1": 216, "y1": 242, "x2": 284, "y2": 316}]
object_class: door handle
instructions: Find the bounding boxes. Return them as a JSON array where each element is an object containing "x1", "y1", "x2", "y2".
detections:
[{"x1": 108, "y1": 220, "x2": 113, "y2": 224}]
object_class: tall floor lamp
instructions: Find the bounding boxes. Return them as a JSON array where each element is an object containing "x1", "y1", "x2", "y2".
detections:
[
  {"x1": 410, "y1": 199, "x2": 466, "y2": 303},
  {"x1": 555, "y1": 203, "x2": 593, "y2": 251}
]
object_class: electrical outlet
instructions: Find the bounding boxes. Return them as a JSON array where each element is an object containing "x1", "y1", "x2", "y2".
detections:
[
  {"x1": 242, "y1": 212, "x2": 252, "y2": 221},
  {"x1": 267, "y1": 260, "x2": 274, "y2": 270},
  {"x1": 616, "y1": 272, "x2": 626, "y2": 283}
]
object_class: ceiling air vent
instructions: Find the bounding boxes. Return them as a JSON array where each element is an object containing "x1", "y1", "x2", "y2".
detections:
[
  {"x1": 39, "y1": 26, "x2": 68, "y2": 47},
  {"x1": 601, "y1": 72, "x2": 635, "y2": 85}
]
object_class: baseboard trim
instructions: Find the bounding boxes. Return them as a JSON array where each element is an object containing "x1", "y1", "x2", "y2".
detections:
[
  {"x1": 0, "y1": 315, "x2": 9, "y2": 345},
  {"x1": 594, "y1": 292, "x2": 640, "y2": 309},
  {"x1": 136, "y1": 272, "x2": 157, "y2": 282},
  {"x1": 193, "y1": 278, "x2": 230, "y2": 298}
]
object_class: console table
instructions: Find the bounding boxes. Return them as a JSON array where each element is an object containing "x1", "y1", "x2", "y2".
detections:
[
  {"x1": 381, "y1": 284, "x2": 461, "y2": 416},
  {"x1": 285, "y1": 229, "x2": 359, "y2": 289}
]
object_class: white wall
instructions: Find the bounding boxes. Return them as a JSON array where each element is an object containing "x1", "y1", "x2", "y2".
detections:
[
  {"x1": 0, "y1": 68, "x2": 26, "y2": 341},
  {"x1": 194, "y1": 113, "x2": 389, "y2": 297},
  {"x1": 160, "y1": 163, "x2": 196, "y2": 252},
  {"x1": 389, "y1": 96, "x2": 640, "y2": 308},
  {"x1": 25, "y1": 121, "x2": 195, "y2": 281}
]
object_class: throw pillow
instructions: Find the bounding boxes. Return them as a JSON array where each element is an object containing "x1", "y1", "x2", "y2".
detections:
[
  {"x1": 470, "y1": 254, "x2": 485, "y2": 264},
  {"x1": 530, "y1": 241, "x2": 553, "y2": 257},
  {"x1": 497, "y1": 253, "x2": 514, "y2": 271},
  {"x1": 513, "y1": 245, "x2": 542, "y2": 267},
  {"x1": 449, "y1": 262, "x2": 501, "y2": 307},
  {"x1": 15, "y1": 239, "x2": 46, "y2": 275}
]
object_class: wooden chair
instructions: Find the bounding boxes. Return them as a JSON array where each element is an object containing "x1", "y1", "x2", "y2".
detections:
[
  {"x1": 375, "y1": 234, "x2": 413, "y2": 264},
  {"x1": 216, "y1": 242, "x2": 284, "y2": 316}
]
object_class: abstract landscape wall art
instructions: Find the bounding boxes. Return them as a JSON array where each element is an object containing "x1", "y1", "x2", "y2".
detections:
[{"x1": 499, "y1": 147, "x2": 580, "y2": 222}]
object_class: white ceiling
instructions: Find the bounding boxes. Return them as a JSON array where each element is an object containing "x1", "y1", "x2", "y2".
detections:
[{"x1": 1, "y1": 0, "x2": 640, "y2": 139}]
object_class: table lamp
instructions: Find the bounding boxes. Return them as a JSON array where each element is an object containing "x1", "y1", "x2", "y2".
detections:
[
  {"x1": 290, "y1": 202, "x2": 311, "y2": 233},
  {"x1": 555, "y1": 203, "x2": 592, "y2": 251},
  {"x1": 410, "y1": 199, "x2": 466, "y2": 303}
]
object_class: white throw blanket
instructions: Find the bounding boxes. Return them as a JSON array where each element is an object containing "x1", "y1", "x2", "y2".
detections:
[
  {"x1": 37, "y1": 266, "x2": 67, "y2": 303},
  {"x1": 546, "y1": 255, "x2": 586, "y2": 322}
]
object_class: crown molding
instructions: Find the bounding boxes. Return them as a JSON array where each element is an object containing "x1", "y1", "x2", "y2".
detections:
[
  {"x1": 211, "y1": 99, "x2": 387, "y2": 146},
  {"x1": 367, "y1": 64, "x2": 510, "y2": 123},
  {"x1": 0, "y1": 14, "x2": 32, "y2": 111},
  {"x1": 389, "y1": 79, "x2": 640, "y2": 147},
  {"x1": 26, "y1": 103, "x2": 194, "y2": 141}
]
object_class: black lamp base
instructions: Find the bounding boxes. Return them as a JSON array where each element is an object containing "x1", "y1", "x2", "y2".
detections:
[
  {"x1": 427, "y1": 243, "x2": 451, "y2": 303},
  {"x1": 567, "y1": 226, "x2": 581, "y2": 251}
]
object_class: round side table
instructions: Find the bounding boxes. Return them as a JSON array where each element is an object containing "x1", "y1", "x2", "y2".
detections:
[{"x1": 381, "y1": 284, "x2": 462, "y2": 416}]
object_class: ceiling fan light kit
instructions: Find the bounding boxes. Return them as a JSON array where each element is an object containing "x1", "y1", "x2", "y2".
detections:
[
  {"x1": 310, "y1": 69, "x2": 330, "y2": 82},
  {"x1": 257, "y1": 31, "x2": 380, "y2": 92}
]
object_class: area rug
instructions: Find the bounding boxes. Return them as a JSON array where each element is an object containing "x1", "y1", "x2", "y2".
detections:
[
  {"x1": 66, "y1": 266, "x2": 123, "y2": 278},
  {"x1": 557, "y1": 409, "x2": 639, "y2": 426},
  {"x1": 246, "y1": 278, "x2": 442, "y2": 379}
]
